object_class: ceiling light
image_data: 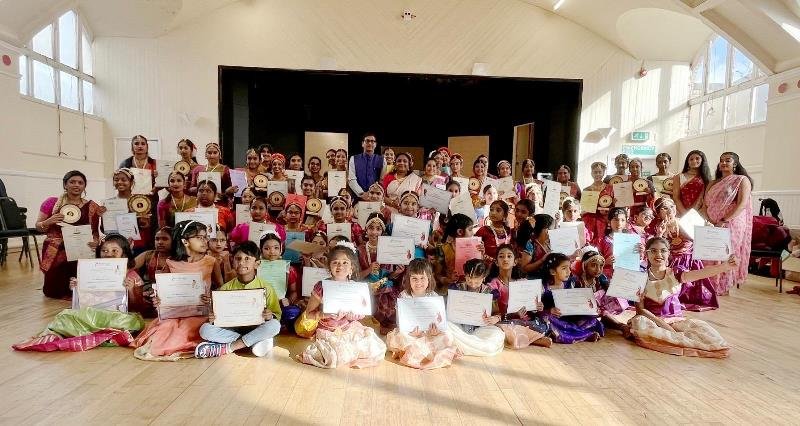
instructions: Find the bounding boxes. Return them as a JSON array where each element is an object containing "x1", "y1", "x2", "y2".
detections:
[{"x1": 553, "y1": 0, "x2": 566, "y2": 10}]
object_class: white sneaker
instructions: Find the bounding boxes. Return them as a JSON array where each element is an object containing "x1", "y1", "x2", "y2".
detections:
[{"x1": 251, "y1": 338, "x2": 273, "y2": 357}]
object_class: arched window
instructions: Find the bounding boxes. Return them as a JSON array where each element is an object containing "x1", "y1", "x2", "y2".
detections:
[{"x1": 18, "y1": 9, "x2": 95, "y2": 114}]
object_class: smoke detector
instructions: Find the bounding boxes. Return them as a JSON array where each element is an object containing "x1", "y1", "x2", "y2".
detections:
[{"x1": 402, "y1": 9, "x2": 416, "y2": 21}]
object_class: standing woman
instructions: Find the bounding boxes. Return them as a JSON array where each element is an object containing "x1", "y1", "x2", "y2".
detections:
[
  {"x1": 382, "y1": 152, "x2": 422, "y2": 211},
  {"x1": 703, "y1": 152, "x2": 753, "y2": 294},
  {"x1": 517, "y1": 159, "x2": 543, "y2": 213},
  {"x1": 628, "y1": 158, "x2": 656, "y2": 218},
  {"x1": 36, "y1": 171, "x2": 101, "y2": 299},
  {"x1": 157, "y1": 172, "x2": 197, "y2": 228},
  {"x1": 604, "y1": 154, "x2": 629, "y2": 183},
  {"x1": 582, "y1": 162, "x2": 614, "y2": 246},
  {"x1": 110, "y1": 168, "x2": 152, "y2": 254},
  {"x1": 308, "y1": 156, "x2": 324, "y2": 184},
  {"x1": 239, "y1": 148, "x2": 262, "y2": 188},
  {"x1": 119, "y1": 135, "x2": 157, "y2": 179},
  {"x1": 648, "y1": 153, "x2": 673, "y2": 198},
  {"x1": 189, "y1": 143, "x2": 233, "y2": 198},
  {"x1": 271, "y1": 153, "x2": 291, "y2": 191},
  {"x1": 471, "y1": 157, "x2": 489, "y2": 193},
  {"x1": 555, "y1": 165, "x2": 582, "y2": 200},
  {"x1": 672, "y1": 150, "x2": 711, "y2": 217},
  {"x1": 334, "y1": 149, "x2": 348, "y2": 172},
  {"x1": 177, "y1": 139, "x2": 199, "y2": 170},
  {"x1": 496, "y1": 160, "x2": 518, "y2": 204},
  {"x1": 449, "y1": 153, "x2": 466, "y2": 179},
  {"x1": 288, "y1": 154, "x2": 304, "y2": 171},
  {"x1": 421, "y1": 158, "x2": 447, "y2": 188}
]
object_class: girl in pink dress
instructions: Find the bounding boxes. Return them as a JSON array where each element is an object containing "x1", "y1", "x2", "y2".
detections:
[{"x1": 702, "y1": 152, "x2": 753, "y2": 294}]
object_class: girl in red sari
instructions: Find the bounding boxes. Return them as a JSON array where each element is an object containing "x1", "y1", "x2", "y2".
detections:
[
  {"x1": 189, "y1": 143, "x2": 234, "y2": 199},
  {"x1": 628, "y1": 158, "x2": 656, "y2": 218},
  {"x1": 36, "y1": 171, "x2": 101, "y2": 299},
  {"x1": 673, "y1": 150, "x2": 711, "y2": 218},
  {"x1": 556, "y1": 165, "x2": 582, "y2": 200},
  {"x1": 703, "y1": 152, "x2": 753, "y2": 294},
  {"x1": 475, "y1": 200, "x2": 512, "y2": 264},
  {"x1": 582, "y1": 162, "x2": 614, "y2": 246}
]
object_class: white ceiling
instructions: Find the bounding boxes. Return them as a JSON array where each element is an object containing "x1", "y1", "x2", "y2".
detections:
[{"x1": 1, "y1": 0, "x2": 799, "y2": 73}]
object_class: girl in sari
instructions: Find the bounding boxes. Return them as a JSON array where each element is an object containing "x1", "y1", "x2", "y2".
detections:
[
  {"x1": 519, "y1": 213, "x2": 555, "y2": 279},
  {"x1": 647, "y1": 153, "x2": 673, "y2": 198},
  {"x1": 382, "y1": 148, "x2": 395, "y2": 178},
  {"x1": 449, "y1": 153, "x2": 466, "y2": 179},
  {"x1": 471, "y1": 158, "x2": 489, "y2": 198},
  {"x1": 307, "y1": 156, "x2": 324, "y2": 184},
  {"x1": 358, "y1": 213, "x2": 405, "y2": 335},
  {"x1": 186, "y1": 180, "x2": 235, "y2": 233},
  {"x1": 229, "y1": 196, "x2": 286, "y2": 245},
  {"x1": 387, "y1": 259, "x2": 461, "y2": 368},
  {"x1": 647, "y1": 197, "x2": 718, "y2": 311},
  {"x1": 517, "y1": 159, "x2": 543, "y2": 213},
  {"x1": 598, "y1": 208, "x2": 644, "y2": 279},
  {"x1": 239, "y1": 148, "x2": 262, "y2": 188},
  {"x1": 447, "y1": 259, "x2": 505, "y2": 356},
  {"x1": 572, "y1": 249, "x2": 634, "y2": 330},
  {"x1": 556, "y1": 165, "x2": 582, "y2": 200},
  {"x1": 157, "y1": 172, "x2": 197, "y2": 228},
  {"x1": 628, "y1": 158, "x2": 656, "y2": 218},
  {"x1": 421, "y1": 158, "x2": 447, "y2": 188},
  {"x1": 108, "y1": 168, "x2": 152, "y2": 254},
  {"x1": 628, "y1": 237, "x2": 736, "y2": 358},
  {"x1": 334, "y1": 149, "x2": 348, "y2": 172},
  {"x1": 672, "y1": 150, "x2": 711, "y2": 218},
  {"x1": 258, "y1": 231, "x2": 302, "y2": 329},
  {"x1": 270, "y1": 153, "x2": 293, "y2": 192},
  {"x1": 133, "y1": 226, "x2": 172, "y2": 317},
  {"x1": 119, "y1": 135, "x2": 159, "y2": 245},
  {"x1": 604, "y1": 154, "x2": 629, "y2": 183},
  {"x1": 189, "y1": 143, "x2": 234, "y2": 199},
  {"x1": 382, "y1": 152, "x2": 422, "y2": 211},
  {"x1": 316, "y1": 196, "x2": 364, "y2": 246},
  {"x1": 582, "y1": 162, "x2": 613, "y2": 245},
  {"x1": 298, "y1": 242, "x2": 387, "y2": 368},
  {"x1": 475, "y1": 200, "x2": 512, "y2": 263},
  {"x1": 386, "y1": 191, "x2": 429, "y2": 259},
  {"x1": 495, "y1": 160, "x2": 518, "y2": 204},
  {"x1": 703, "y1": 152, "x2": 753, "y2": 294},
  {"x1": 177, "y1": 139, "x2": 199, "y2": 170},
  {"x1": 36, "y1": 171, "x2": 101, "y2": 299}
]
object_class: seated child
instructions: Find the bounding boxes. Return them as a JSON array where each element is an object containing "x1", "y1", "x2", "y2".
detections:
[{"x1": 447, "y1": 259, "x2": 505, "y2": 357}]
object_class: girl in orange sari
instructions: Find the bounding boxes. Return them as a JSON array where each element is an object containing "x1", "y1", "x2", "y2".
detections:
[
  {"x1": 673, "y1": 150, "x2": 711, "y2": 218},
  {"x1": 703, "y1": 152, "x2": 753, "y2": 294}
]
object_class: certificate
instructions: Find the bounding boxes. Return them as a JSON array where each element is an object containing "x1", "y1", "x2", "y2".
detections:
[
  {"x1": 606, "y1": 269, "x2": 647, "y2": 301},
  {"x1": 321, "y1": 281, "x2": 372, "y2": 315},
  {"x1": 613, "y1": 232, "x2": 641, "y2": 271},
  {"x1": 496, "y1": 176, "x2": 515, "y2": 199},
  {"x1": 302, "y1": 267, "x2": 331, "y2": 297},
  {"x1": 551, "y1": 288, "x2": 598, "y2": 316},
  {"x1": 155, "y1": 272, "x2": 207, "y2": 319},
  {"x1": 419, "y1": 184, "x2": 452, "y2": 214},
  {"x1": 559, "y1": 221, "x2": 586, "y2": 246},
  {"x1": 507, "y1": 279, "x2": 543, "y2": 313},
  {"x1": 692, "y1": 226, "x2": 732, "y2": 261},
  {"x1": 285, "y1": 170, "x2": 304, "y2": 194},
  {"x1": 267, "y1": 180, "x2": 289, "y2": 196},
  {"x1": 327, "y1": 170, "x2": 346, "y2": 196},
  {"x1": 63, "y1": 224, "x2": 95, "y2": 261},
  {"x1": 391, "y1": 214, "x2": 430, "y2": 245},
  {"x1": 326, "y1": 222, "x2": 352, "y2": 241},
  {"x1": 248, "y1": 222, "x2": 276, "y2": 244},
  {"x1": 235, "y1": 204, "x2": 251, "y2": 225},
  {"x1": 77, "y1": 258, "x2": 127, "y2": 291},
  {"x1": 678, "y1": 209, "x2": 705, "y2": 239},
  {"x1": 451, "y1": 177, "x2": 470, "y2": 193},
  {"x1": 481, "y1": 177, "x2": 499, "y2": 197},
  {"x1": 397, "y1": 296, "x2": 447, "y2": 334},
  {"x1": 320, "y1": 202, "x2": 333, "y2": 224},
  {"x1": 197, "y1": 172, "x2": 221, "y2": 192},
  {"x1": 549, "y1": 227, "x2": 580, "y2": 255},
  {"x1": 613, "y1": 181, "x2": 634, "y2": 207},
  {"x1": 131, "y1": 168, "x2": 153, "y2": 194},
  {"x1": 115, "y1": 212, "x2": 141, "y2": 241},
  {"x1": 155, "y1": 160, "x2": 175, "y2": 187},
  {"x1": 102, "y1": 198, "x2": 129, "y2": 231},
  {"x1": 376, "y1": 236, "x2": 415, "y2": 265},
  {"x1": 257, "y1": 260, "x2": 289, "y2": 298},
  {"x1": 212, "y1": 289, "x2": 266, "y2": 328},
  {"x1": 283, "y1": 231, "x2": 306, "y2": 263},
  {"x1": 446, "y1": 289, "x2": 492, "y2": 327},
  {"x1": 580, "y1": 190, "x2": 600, "y2": 214},
  {"x1": 175, "y1": 211, "x2": 217, "y2": 238},
  {"x1": 651, "y1": 175, "x2": 671, "y2": 195},
  {"x1": 356, "y1": 201, "x2": 382, "y2": 227},
  {"x1": 455, "y1": 237, "x2": 482, "y2": 276},
  {"x1": 229, "y1": 169, "x2": 247, "y2": 197},
  {"x1": 449, "y1": 192, "x2": 477, "y2": 222},
  {"x1": 542, "y1": 180, "x2": 561, "y2": 216}
]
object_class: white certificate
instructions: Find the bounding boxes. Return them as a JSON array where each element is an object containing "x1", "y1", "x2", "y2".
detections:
[
  {"x1": 155, "y1": 272, "x2": 207, "y2": 319},
  {"x1": 496, "y1": 177, "x2": 515, "y2": 199},
  {"x1": 693, "y1": 226, "x2": 732, "y2": 261},
  {"x1": 63, "y1": 224, "x2": 95, "y2": 262},
  {"x1": 197, "y1": 171, "x2": 221, "y2": 192},
  {"x1": 212, "y1": 289, "x2": 266, "y2": 328},
  {"x1": 446, "y1": 289, "x2": 492, "y2": 327},
  {"x1": 229, "y1": 169, "x2": 247, "y2": 197},
  {"x1": 679, "y1": 209, "x2": 705, "y2": 240},
  {"x1": 481, "y1": 177, "x2": 499, "y2": 197},
  {"x1": 449, "y1": 192, "x2": 477, "y2": 222},
  {"x1": 235, "y1": 204, "x2": 251, "y2": 225},
  {"x1": 321, "y1": 281, "x2": 372, "y2": 315},
  {"x1": 613, "y1": 232, "x2": 642, "y2": 271},
  {"x1": 559, "y1": 221, "x2": 586, "y2": 246},
  {"x1": 391, "y1": 214, "x2": 430, "y2": 245},
  {"x1": 77, "y1": 258, "x2": 127, "y2": 291},
  {"x1": 607, "y1": 269, "x2": 647, "y2": 301},
  {"x1": 248, "y1": 222, "x2": 276, "y2": 244},
  {"x1": 376, "y1": 236, "x2": 415, "y2": 265},
  {"x1": 155, "y1": 160, "x2": 175, "y2": 187},
  {"x1": 451, "y1": 177, "x2": 470, "y2": 193},
  {"x1": 419, "y1": 184, "x2": 452, "y2": 214},
  {"x1": 548, "y1": 226, "x2": 580, "y2": 255},
  {"x1": 285, "y1": 170, "x2": 304, "y2": 194},
  {"x1": 327, "y1": 170, "x2": 346, "y2": 196},
  {"x1": 115, "y1": 212, "x2": 141, "y2": 241},
  {"x1": 356, "y1": 201, "x2": 382, "y2": 227},
  {"x1": 507, "y1": 279, "x2": 543, "y2": 313},
  {"x1": 580, "y1": 190, "x2": 599, "y2": 214},
  {"x1": 302, "y1": 267, "x2": 331, "y2": 297},
  {"x1": 131, "y1": 168, "x2": 153, "y2": 194},
  {"x1": 542, "y1": 180, "x2": 561, "y2": 216},
  {"x1": 267, "y1": 180, "x2": 289, "y2": 196},
  {"x1": 320, "y1": 202, "x2": 334, "y2": 224},
  {"x1": 102, "y1": 198, "x2": 129, "y2": 232},
  {"x1": 326, "y1": 222, "x2": 352, "y2": 241},
  {"x1": 613, "y1": 181, "x2": 634, "y2": 207},
  {"x1": 551, "y1": 288, "x2": 599, "y2": 316},
  {"x1": 175, "y1": 211, "x2": 217, "y2": 238},
  {"x1": 397, "y1": 296, "x2": 447, "y2": 334}
]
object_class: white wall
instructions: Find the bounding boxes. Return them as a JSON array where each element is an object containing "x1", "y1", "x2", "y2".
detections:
[{"x1": 678, "y1": 124, "x2": 766, "y2": 190}]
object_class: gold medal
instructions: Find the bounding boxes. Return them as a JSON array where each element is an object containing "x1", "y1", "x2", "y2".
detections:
[
  {"x1": 268, "y1": 191, "x2": 286, "y2": 207},
  {"x1": 633, "y1": 179, "x2": 649, "y2": 192},
  {"x1": 129, "y1": 194, "x2": 151, "y2": 216},
  {"x1": 306, "y1": 198, "x2": 322, "y2": 213},
  {"x1": 174, "y1": 161, "x2": 191, "y2": 175},
  {"x1": 662, "y1": 178, "x2": 674, "y2": 192},
  {"x1": 598, "y1": 194, "x2": 613, "y2": 208},
  {"x1": 609, "y1": 176, "x2": 624, "y2": 185},
  {"x1": 59, "y1": 204, "x2": 81, "y2": 224},
  {"x1": 253, "y1": 174, "x2": 269, "y2": 189}
]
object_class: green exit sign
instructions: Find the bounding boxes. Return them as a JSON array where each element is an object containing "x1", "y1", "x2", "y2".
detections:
[
  {"x1": 630, "y1": 131, "x2": 650, "y2": 141},
  {"x1": 621, "y1": 144, "x2": 656, "y2": 157}
]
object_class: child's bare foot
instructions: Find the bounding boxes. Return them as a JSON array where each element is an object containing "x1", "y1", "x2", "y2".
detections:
[
  {"x1": 533, "y1": 336, "x2": 552, "y2": 348},
  {"x1": 586, "y1": 332, "x2": 601, "y2": 342}
]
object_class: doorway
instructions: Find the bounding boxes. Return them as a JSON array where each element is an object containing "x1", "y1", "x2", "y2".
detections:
[
  {"x1": 447, "y1": 136, "x2": 490, "y2": 173},
  {"x1": 513, "y1": 123, "x2": 534, "y2": 180}
]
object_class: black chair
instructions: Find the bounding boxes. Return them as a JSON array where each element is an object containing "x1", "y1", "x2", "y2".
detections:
[
  {"x1": 749, "y1": 248, "x2": 784, "y2": 292},
  {"x1": 0, "y1": 196, "x2": 39, "y2": 267}
]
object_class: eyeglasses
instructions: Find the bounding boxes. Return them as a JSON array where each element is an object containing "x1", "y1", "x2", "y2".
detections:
[{"x1": 646, "y1": 248, "x2": 669, "y2": 255}]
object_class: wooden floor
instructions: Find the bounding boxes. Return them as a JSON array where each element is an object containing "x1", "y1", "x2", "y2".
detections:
[{"x1": 1, "y1": 258, "x2": 799, "y2": 425}]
